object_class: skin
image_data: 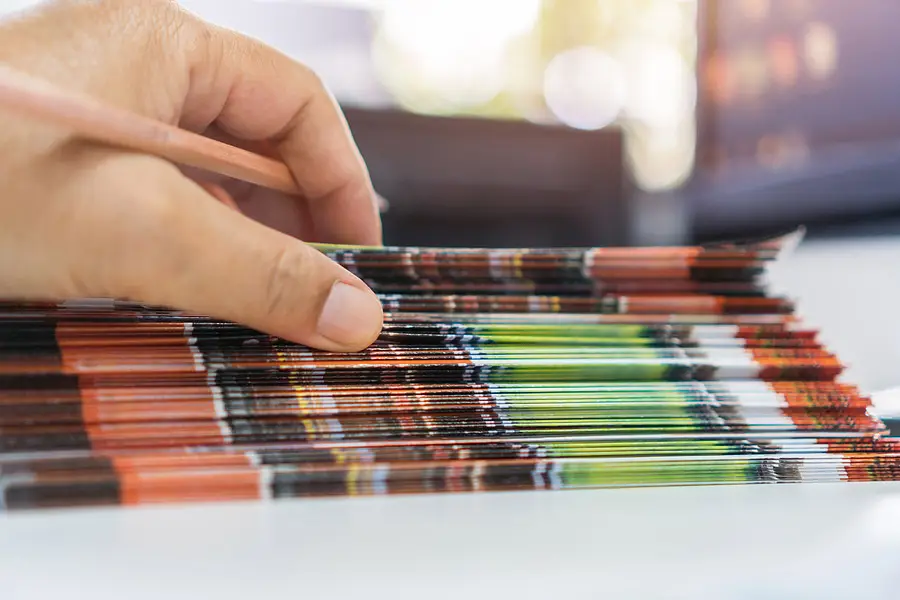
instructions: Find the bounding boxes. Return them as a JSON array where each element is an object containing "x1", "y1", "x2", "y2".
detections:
[{"x1": 0, "y1": 0, "x2": 385, "y2": 352}]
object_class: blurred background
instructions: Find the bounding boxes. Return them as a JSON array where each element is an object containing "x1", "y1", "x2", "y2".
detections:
[
  {"x1": 3, "y1": 9, "x2": 900, "y2": 594},
  {"x1": 3, "y1": 0, "x2": 900, "y2": 248}
]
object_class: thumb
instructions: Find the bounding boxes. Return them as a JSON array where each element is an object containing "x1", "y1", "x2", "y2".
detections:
[{"x1": 83, "y1": 164, "x2": 383, "y2": 352}]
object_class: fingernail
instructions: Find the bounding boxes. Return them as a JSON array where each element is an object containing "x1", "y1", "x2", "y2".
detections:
[{"x1": 317, "y1": 281, "x2": 383, "y2": 348}]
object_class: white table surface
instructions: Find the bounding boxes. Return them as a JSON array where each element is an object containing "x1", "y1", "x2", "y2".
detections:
[
  {"x1": 2, "y1": 234, "x2": 900, "y2": 600},
  {"x1": 767, "y1": 234, "x2": 900, "y2": 398},
  {"x1": 5, "y1": 482, "x2": 900, "y2": 600}
]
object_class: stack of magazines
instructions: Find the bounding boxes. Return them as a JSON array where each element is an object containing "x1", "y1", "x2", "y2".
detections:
[{"x1": 1, "y1": 231, "x2": 898, "y2": 511}]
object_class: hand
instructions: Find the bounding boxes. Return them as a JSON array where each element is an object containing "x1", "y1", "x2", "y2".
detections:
[{"x1": 0, "y1": 0, "x2": 384, "y2": 352}]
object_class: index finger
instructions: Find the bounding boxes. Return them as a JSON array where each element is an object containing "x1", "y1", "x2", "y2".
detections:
[{"x1": 176, "y1": 13, "x2": 381, "y2": 246}]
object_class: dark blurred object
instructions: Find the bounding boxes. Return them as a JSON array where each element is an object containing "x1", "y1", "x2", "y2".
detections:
[
  {"x1": 690, "y1": 0, "x2": 900, "y2": 241},
  {"x1": 343, "y1": 108, "x2": 631, "y2": 248}
]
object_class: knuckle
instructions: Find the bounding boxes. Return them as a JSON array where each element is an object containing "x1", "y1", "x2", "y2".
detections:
[
  {"x1": 298, "y1": 66, "x2": 340, "y2": 115},
  {"x1": 300, "y1": 64, "x2": 328, "y2": 94},
  {"x1": 260, "y1": 243, "x2": 318, "y2": 325}
]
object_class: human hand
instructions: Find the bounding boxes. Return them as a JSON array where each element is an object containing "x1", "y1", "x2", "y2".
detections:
[{"x1": 0, "y1": 0, "x2": 384, "y2": 352}]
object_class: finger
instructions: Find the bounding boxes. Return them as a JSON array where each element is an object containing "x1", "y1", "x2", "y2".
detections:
[
  {"x1": 196, "y1": 181, "x2": 242, "y2": 213},
  {"x1": 178, "y1": 18, "x2": 381, "y2": 246},
  {"x1": 201, "y1": 124, "x2": 281, "y2": 160},
  {"x1": 233, "y1": 186, "x2": 317, "y2": 241},
  {"x1": 197, "y1": 125, "x2": 319, "y2": 240},
  {"x1": 71, "y1": 157, "x2": 383, "y2": 352},
  {"x1": 179, "y1": 165, "x2": 317, "y2": 240}
]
